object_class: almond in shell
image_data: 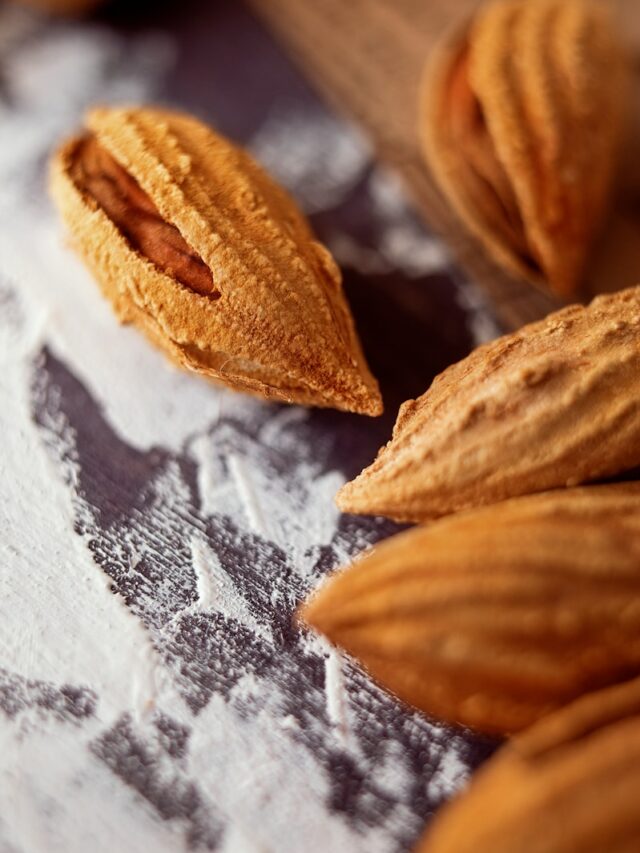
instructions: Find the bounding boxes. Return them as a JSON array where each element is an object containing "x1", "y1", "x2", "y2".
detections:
[
  {"x1": 337, "y1": 286, "x2": 640, "y2": 522},
  {"x1": 418, "y1": 676, "x2": 640, "y2": 852},
  {"x1": 421, "y1": 0, "x2": 628, "y2": 297},
  {"x1": 49, "y1": 106, "x2": 382, "y2": 416},
  {"x1": 303, "y1": 483, "x2": 640, "y2": 734}
]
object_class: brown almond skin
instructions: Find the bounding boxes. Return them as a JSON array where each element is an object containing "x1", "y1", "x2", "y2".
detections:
[
  {"x1": 303, "y1": 483, "x2": 640, "y2": 735},
  {"x1": 421, "y1": 0, "x2": 628, "y2": 298},
  {"x1": 417, "y1": 677, "x2": 640, "y2": 852},
  {"x1": 338, "y1": 285, "x2": 640, "y2": 522},
  {"x1": 69, "y1": 135, "x2": 216, "y2": 297},
  {"x1": 50, "y1": 106, "x2": 382, "y2": 416}
]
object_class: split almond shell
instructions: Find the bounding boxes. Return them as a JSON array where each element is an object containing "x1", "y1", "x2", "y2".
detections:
[{"x1": 50, "y1": 106, "x2": 382, "y2": 415}]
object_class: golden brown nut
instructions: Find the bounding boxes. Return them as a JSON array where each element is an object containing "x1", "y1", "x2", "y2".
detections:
[
  {"x1": 417, "y1": 676, "x2": 640, "y2": 852},
  {"x1": 421, "y1": 0, "x2": 628, "y2": 297},
  {"x1": 50, "y1": 106, "x2": 382, "y2": 415},
  {"x1": 337, "y1": 285, "x2": 640, "y2": 521},
  {"x1": 302, "y1": 483, "x2": 640, "y2": 734}
]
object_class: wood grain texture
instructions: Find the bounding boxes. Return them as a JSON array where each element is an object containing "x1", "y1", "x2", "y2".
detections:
[{"x1": 248, "y1": 0, "x2": 640, "y2": 330}]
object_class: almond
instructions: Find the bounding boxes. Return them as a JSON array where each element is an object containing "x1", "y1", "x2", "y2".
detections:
[
  {"x1": 418, "y1": 676, "x2": 640, "y2": 852},
  {"x1": 302, "y1": 483, "x2": 640, "y2": 734},
  {"x1": 49, "y1": 106, "x2": 382, "y2": 416},
  {"x1": 421, "y1": 0, "x2": 628, "y2": 297},
  {"x1": 337, "y1": 286, "x2": 640, "y2": 522}
]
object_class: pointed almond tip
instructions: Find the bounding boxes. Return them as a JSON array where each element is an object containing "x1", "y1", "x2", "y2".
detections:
[
  {"x1": 335, "y1": 471, "x2": 379, "y2": 515},
  {"x1": 294, "y1": 599, "x2": 312, "y2": 632},
  {"x1": 297, "y1": 345, "x2": 382, "y2": 415},
  {"x1": 297, "y1": 586, "x2": 332, "y2": 640},
  {"x1": 335, "y1": 480, "x2": 357, "y2": 514},
  {"x1": 311, "y1": 383, "x2": 382, "y2": 417},
  {"x1": 351, "y1": 390, "x2": 384, "y2": 418},
  {"x1": 296, "y1": 596, "x2": 316, "y2": 632},
  {"x1": 336, "y1": 473, "x2": 420, "y2": 522},
  {"x1": 298, "y1": 560, "x2": 363, "y2": 640},
  {"x1": 366, "y1": 392, "x2": 384, "y2": 418},
  {"x1": 326, "y1": 378, "x2": 382, "y2": 417},
  {"x1": 335, "y1": 371, "x2": 383, "y2": 417}
]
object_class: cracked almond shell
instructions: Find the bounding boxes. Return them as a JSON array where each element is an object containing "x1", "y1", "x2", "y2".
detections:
[
  {"x1": 421, "y1": 0, "x2": 628, "y2": 297},
  {"x1": 304, "y1": 483, "x2": 640, "y2": 734},
  {"x1": 49, "y1": 106, "x2": 382, "y2": 416},
  {"x1": 337, "y1": 285, "x2": 640, "y2": 522},
  {"x1": 418, "y1": 676, "x2": 640, "y2": 852}
]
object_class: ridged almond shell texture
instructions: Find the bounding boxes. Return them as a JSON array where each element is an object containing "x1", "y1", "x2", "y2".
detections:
[
  {"x1": 303, "y1": 483, "x2": 640, "y2": 735},
  {"x1": 49, "y1": 106, "x2": 382, "y2": 416},
  {"x1": 418, "y1": 676, "x2": 640, "y2": 852},
  {"x1": 421, "y1": 0, "x2": 628, "y2": 298},
  {"x1": 337, "y1": 285, "x2": 640, "y2": 522}
]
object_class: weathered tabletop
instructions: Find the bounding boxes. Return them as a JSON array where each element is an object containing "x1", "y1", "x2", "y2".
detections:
[{"x1": 0, "y1": 1, "x2": 496, "y2": 850}]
